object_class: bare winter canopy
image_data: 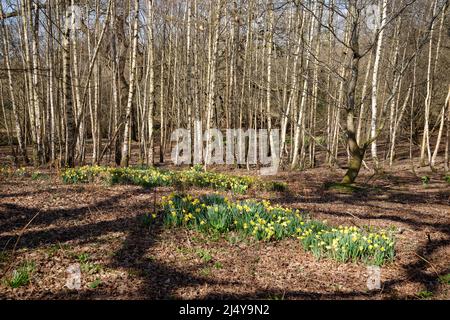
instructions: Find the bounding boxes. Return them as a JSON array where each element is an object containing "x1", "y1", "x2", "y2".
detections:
[{"x1": 0, "y1": 0, "x2": 449, "y2": 183}]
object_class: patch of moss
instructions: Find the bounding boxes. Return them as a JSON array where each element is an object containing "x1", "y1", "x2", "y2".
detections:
[
  {"x1": 439, "y1": 274, "x2": 450, "y2": 285},
  {"x1": 416, "y1": 290, "x2": 433, "y2": 299},
  {"x1": 324, "y1": 182, "x2": 361, "y2": 194}
]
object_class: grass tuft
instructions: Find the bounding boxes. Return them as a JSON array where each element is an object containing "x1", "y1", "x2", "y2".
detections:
[
  {"x1": 89, "y1": 278, "x2": 102, "y2": 289},
  {"x1": 416, "y1": 290, "x2": 433, "y2": 299},
  {"x1": 4, "y1": 261, "x2": 35, "y2": 288},
  {"x1": 421, "y1": 176, "x2": 430, "y2": 186},
  {"x1": 438, "y1": 274, "x2": 450, "y2": 285},
  {"x1": 196, "y1": 249, "x2": 213, "y2": 263}
]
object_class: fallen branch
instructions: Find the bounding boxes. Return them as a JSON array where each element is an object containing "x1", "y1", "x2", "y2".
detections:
[{"x1": 414, "y1": 252, "x2": 440, "y2": 277}]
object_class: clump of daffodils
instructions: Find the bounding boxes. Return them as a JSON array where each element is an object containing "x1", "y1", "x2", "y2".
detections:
[
  {"x1": 60, "y1": 165, "x2": 279, "y2": 194},
  {"x1": 61, "y1": 165, "x2": 110, "y2": 184},
  {"x1": 61, "y1": 166, "x2": 177, "y2": 187},
  {"x1": 160, "y1": 193, "x2": 396, "y2": 266},
  {"x1": 175, "y1": 166, "x2": 255, "y2": 194},
  {"x1": 0, "y1": 166, "x2": 13, "y2": 177}
]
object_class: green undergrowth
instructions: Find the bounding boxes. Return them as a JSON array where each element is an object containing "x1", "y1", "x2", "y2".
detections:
[
  {"x1": 324, "y1": 182, "x2": 363, "y2": 194},
  {"x1": 3, "y1": 261, "x2": 35, "y2": 288},
  {"x1": 444, "y1": 175, "x2": 450, "y2": 184},
  {"x1": 61, "y1": 165, "x2": 286, "y2": 194},
  {"x1": 324, "y1": 182, "x2": 383, "y2": 194}
]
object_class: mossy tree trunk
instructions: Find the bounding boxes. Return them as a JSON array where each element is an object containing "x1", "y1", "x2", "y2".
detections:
[
  {"x1": 342, "y1": 1, "x2": 363, "y2": 185},
  {"x1": 342, "y1": 142, "x2": 366, "y2": 185}
]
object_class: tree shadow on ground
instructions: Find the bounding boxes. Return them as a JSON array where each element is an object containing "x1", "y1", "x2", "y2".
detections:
[
  {"x1": 269, "y1": 184, "x2": 450, "y2": 299},
  {"x1": 0, "y1": 188, "x2": 240, "y2": 299},
  {"x1": 1, "y1": 180, "x2": 448, "y2": 299}
]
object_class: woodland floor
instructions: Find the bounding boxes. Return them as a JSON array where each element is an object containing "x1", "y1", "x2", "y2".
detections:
[{"x1": 0, "y1": 153, "x2": 449, "y2": 300}]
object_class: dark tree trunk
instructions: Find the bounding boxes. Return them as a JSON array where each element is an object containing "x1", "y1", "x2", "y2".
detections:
[{"x1": 342, "y1": 0, "x2": 364, "y2": 184}]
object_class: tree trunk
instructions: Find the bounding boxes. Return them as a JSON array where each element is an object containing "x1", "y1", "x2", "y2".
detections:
[
  {"x1": 204, "y1": 0, "x2": 221, "y2": 168},
  {"x1": 342, "y1": 1, "x2": 364, "y2": 184},
  {"x1": 291, "y1": 2, "x2": 316, "y2": 169},
  {"x1": 445, "y1": 85, "x2": 450, "y2": 172},
  {"x1": 432, "y1": 85, "x2": 450, "y2": 168},
  {"x1": 370, "y1": 0, "x2": 388, "y2": 168},
  {"x1": 147, "y1": 0, "x2": 155, "y2": 166},
  {"x1": 0, "y1": 2, "x2": 28, "y2": 163},
  {"x1": 120, "y1": 0, "x2": 140, "y2": 167},
  {"x1": 63, "y1": 5, "x2": 76, "y2": 167},
  {"x1": 420, "y1": 0, "x2": 438, "y2": 166}
]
